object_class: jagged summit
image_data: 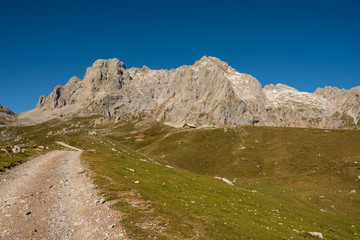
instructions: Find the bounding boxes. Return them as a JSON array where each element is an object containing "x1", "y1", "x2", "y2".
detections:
[
  {"x1": 17, "y1": 57, "x2": 360, "y2": 129},
  {"x1": 92, "y1": 58, "x2": 126, "y2": 69},
  {"x1": 195, "y1": 56, "x2": 228, "y2": 65}
]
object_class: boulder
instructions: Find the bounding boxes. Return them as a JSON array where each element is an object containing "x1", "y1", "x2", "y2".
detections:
[{"x1": 12, "y1": 146, "x2": 22, "y2": 153}]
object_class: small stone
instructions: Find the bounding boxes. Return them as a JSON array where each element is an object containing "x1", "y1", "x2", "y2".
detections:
[{"x1": 134, "y1": 180, "x2": 140, "y2": 184}]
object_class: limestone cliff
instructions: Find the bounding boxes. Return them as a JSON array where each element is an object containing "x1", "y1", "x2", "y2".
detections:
[{"x1": 26, "y1": 57, "x2": 359, "y2": 129}]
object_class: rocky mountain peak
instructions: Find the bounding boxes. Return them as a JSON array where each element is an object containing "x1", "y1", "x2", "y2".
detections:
[
  {"x1": 91, "y1": 58, "x2": 126, "y2": 69},
  {"x1": 194, "y1": 56, "x2": 229, "y2": 69},
  {"x1": 19, "y1": 57, "x2": 360, "y2": 129}
]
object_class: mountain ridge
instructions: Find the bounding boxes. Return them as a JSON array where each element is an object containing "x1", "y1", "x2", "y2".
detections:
[{"x1": 18, "y1": 57, "x2": 360, "y2": 129}]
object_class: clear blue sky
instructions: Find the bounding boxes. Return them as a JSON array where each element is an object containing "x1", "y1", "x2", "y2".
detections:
[{"x1": 1, "y1": 0, "x2": 359, "y2": 113}]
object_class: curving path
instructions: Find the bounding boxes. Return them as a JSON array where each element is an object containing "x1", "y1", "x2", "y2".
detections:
[{"x1": 0, "y1": 145, "x2": 127, "y2": 240}]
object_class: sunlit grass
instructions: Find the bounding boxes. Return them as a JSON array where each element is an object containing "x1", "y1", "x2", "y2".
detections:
[{"x1": 1, "y1": 116, "x2": 359, "y2": 239}]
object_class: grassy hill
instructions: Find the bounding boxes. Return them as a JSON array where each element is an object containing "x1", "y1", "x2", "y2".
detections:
[{"x1": 1, "y1": 116, "x2": 359, "y2": 239}]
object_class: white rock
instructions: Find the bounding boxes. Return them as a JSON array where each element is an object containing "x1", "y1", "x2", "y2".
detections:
[
  {"x1": 308, "y1": 232, "x2": 323, "y2": 239},
  {"x1": 11, "y1": 146, "x2": 21, "y2": 153},
  {"x1": 350, "y1": 190, "x2": 357, "y2": 194},
  {"x1": 214, "y1": 177, "x2": 234, "y2": 186}
]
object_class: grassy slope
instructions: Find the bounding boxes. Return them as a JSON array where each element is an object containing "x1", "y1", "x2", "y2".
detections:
[
  {"x1": 0, "y1": 146, "x2": 44, "y2": 171},
  {"x1": 1, "y1": 116, "x2": 359, "y2": 239},
  {"x1": 106, "y1": 120, "x2": 360, "y2": 239}
]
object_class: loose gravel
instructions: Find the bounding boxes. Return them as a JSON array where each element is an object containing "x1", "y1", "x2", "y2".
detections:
[{"x1": 0, "y1": 149, "x2": 127, "y2": 240}]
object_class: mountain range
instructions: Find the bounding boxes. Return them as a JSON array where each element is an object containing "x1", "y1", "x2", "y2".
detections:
[{"x1": 12, "y1": 56, "x2": 360, "y2": 129}]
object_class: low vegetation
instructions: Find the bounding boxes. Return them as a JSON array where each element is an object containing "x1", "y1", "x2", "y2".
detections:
[{"x1": 1, "y1": 116, "x2": 359, "y2": 239}]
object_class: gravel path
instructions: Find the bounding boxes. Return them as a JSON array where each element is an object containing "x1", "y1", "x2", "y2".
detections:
[{"x1": 0, "y1": 148, "x2": 127, "y2": 240}]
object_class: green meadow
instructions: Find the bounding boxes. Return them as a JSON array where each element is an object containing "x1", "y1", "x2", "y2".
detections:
[{"x1": 1, "y1": 116, "x2": 359, "y2": 239}]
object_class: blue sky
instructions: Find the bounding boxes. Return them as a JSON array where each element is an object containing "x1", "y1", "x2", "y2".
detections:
[{"x1": 0, "y1": 0, "x2": 359, "y2": 113}]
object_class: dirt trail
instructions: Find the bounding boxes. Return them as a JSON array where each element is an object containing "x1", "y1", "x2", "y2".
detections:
[{"x1": 0, "y1": 147, "x2": 127, "y2": 240}]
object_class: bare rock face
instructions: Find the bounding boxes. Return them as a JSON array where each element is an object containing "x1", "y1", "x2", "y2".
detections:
[
  {"x1": 264, "y1": 84, "x2": 339, "y2": 128},
  {"x1": 37, "y1": 76, "x2": 85, "y2": 109},
  {"x1": 29, "y1": 57, "x2": 359, "y2": 129},
  {"x1": 0, "y1": 105, "x2": 15, "y2": 125},
  {"x1": 315, "y1": 86, "x2": 360, "y2": 128}
]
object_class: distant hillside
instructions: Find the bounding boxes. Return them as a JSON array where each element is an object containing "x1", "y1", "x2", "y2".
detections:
[
  {"x1": 19, "y1": 57, "x2": 360, "y2": 129},
  {"x1": 0, "y1": 105, "x2": 15, "y2": 125}
]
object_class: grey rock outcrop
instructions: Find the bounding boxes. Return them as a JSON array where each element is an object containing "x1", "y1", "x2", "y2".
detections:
[
  {"x1": 263, "y1": 84, "x2": 344, "y2": 128},
  {"x1": 315, "y1": 86, "x2": 360, "y2": 128},
  {"x1": 24, "y1": 57, "x2": 359, "y2": 129}
]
